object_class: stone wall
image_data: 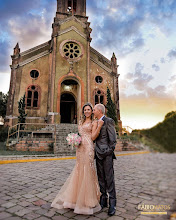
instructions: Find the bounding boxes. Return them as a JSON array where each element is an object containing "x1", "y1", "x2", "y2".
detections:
[
  {"x1": 7, "y1": 138, "x2": 54, "y2": 152},
  {"x1": 115, "y1": 139, "x2": 144, "y2": 152}
]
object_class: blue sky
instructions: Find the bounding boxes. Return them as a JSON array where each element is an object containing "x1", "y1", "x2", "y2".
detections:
[{"x1": 0, "y1": 0, "x2": 176, "y2": 129}]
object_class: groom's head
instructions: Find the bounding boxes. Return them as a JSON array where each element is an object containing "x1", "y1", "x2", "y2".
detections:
[{"x1": 93, "y1": 104, "x2": 105, "y2": 119}]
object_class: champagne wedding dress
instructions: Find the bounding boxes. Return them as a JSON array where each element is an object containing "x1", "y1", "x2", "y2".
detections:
[{"x1": 51, "y1": 122, "x2": 101, "y2": 215}]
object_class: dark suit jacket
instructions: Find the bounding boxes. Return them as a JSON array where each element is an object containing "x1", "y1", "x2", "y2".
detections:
[{"x1": 95, "y1": 116, "x2": 117, "y2": 160}]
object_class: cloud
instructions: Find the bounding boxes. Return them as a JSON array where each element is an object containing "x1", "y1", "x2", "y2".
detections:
[
  {"x1": 0, "y1": 0, "x2": 55, "y2": 23},
  {"x1": 0, "y1": 0, "x2": 56, "y2": 73},
  {"x1": 0, "y1": 39, "x2": 11, "y2": 72},
  {"x1": 8, "y1": 13, "x2": 52, "y2": 50},
  {"x1": 168, "y1": 48, "x2": 176, "y2": 59},
  {"x1": 160, "y1": 57, "x2": 165, "y2": 63},
  {"x1": 169, "y1": 75, "x2": 176, "y2": 82},
  {"x1": 88, "y1": 0, "x2": 176, "y2": 58},
  {"x1": 0, "y1": 0, "x2": 40, "y2": 28},
  {"x1": 125, "y1": 63, "x2": 153, "y2": 91},
  {"x1": 120, "y1": 62, "x2": 174, "y2": 100},
  {"x1": 145, "y1": 85, "x2": 168, "y2": 99},
  {"x1": 152, "y1": 64, "x2": 160, "y2": 71}
]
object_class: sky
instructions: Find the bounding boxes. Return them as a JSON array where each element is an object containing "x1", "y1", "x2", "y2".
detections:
[{"x1": 0, "y1": 0, "x2": 176, "y2": 129}]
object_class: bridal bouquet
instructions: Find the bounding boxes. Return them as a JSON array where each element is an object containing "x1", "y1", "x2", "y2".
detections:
[{"x1": 66, "y1": 133, "x2": 82, "y2": 150}]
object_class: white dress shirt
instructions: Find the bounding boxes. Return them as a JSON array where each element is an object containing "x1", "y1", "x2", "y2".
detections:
[{"x1": 99, "y1": 115, "x2": 105, "y2": 121}]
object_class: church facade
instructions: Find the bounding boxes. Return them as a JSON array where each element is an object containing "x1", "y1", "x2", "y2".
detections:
[{"x1": 6, "y1": 0, "x2": 121, "y2": 129}]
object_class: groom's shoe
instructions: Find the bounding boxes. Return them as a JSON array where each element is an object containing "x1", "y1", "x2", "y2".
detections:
[
  {"x1": 108, "y1": 198, "x2": 116, "y2": 216},
  {"x1": 100, "y1": 198, "x2": 108, "y2": 209},
  {"x1": 108, "y1": 206, "x2": 116, "y2": 216}
]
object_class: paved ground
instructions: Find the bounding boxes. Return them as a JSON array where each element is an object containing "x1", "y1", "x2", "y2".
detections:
[{"x1": 0, "y1": 152, "x2": 176, "y2": 220}]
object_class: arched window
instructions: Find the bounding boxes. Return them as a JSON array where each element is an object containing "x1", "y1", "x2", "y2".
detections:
[
  {"x1": 94, "y1": 90, "x2": 105, "y2": 105},
  {"x1": 26, "y1": 85, "x2": 40, "y2": 109}
]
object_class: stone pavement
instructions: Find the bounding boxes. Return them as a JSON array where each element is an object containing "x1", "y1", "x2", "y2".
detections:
[{"x1": 0, "y1": 152, "x2": 176, "y2": 220}]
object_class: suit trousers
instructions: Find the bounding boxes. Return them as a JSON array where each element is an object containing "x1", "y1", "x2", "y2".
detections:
[{"x1": 96, "y1": 154, "x2": 116, "y2": 206}]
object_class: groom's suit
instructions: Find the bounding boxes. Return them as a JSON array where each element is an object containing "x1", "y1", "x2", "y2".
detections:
[{"x1": 95, "y1": 116, "x2": 117, "y2": 207}]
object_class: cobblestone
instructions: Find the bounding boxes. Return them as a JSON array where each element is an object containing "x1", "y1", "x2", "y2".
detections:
[
  {"x1": 0, "y1": 152, "x2": 176, "y2": 219},
  {"x1": 0, "y1": 211, "x2": 12, "y2": 219}
]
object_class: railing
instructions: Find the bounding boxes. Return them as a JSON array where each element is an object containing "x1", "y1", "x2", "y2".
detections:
[
  {"x1": 122, "y1": 126, "x2": 133, "y2": 134},
  {"x1": 7, "y1": 123, "x2": 56, "y2": 147}
]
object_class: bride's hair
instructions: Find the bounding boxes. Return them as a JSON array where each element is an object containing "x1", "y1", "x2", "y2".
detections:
[{"x1": 81, "y1": 102, "x2": 93, "y2": 124}]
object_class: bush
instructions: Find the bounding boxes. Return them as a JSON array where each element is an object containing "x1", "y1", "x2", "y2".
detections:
[
  {"x1": 141, "y1": 111, "x2": 176, "y2": 153},
  {"x1": 0, "y1": 126, "x2": 8, "y2": 142}
]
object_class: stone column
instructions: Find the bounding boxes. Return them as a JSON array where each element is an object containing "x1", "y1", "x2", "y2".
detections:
[
  {"x1": 87, "y1": 41, "x2": 90, "y2": 102},
  {"x1": 5, "y1": 43, "x2": 20, "y2": 126},
  {"x1": 111, "y1": 53, "x2": 122, "y2": 135},
  {"x1": 47, "y1": 13, "x2": 60, "y2": 124}
]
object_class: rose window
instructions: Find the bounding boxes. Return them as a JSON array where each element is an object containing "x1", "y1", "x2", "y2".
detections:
[{"x1": 63, "y1": 42, "x2": 81, "y2": 59}]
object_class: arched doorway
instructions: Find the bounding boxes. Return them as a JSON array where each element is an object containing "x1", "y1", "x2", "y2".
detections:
[
  {"x1": 60, "y1": 93, "x2": 77, "y2": 123},
  {"x1": 57, "y1": 76, "x2": 84, "y2": 124}
]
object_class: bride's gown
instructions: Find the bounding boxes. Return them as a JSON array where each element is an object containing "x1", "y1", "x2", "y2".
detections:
[{"x1": 51, "y1": 122, "x2": 101, "y2": 215}]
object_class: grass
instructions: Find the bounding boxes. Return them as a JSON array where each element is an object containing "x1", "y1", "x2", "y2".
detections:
[
  {"x1": 119, "y1": 134, "x2": 140, "y2": 141},
  {"x1": 0, "y1": 142, "x2": 54, "y2": 156},
  {"x1": 140, "y1": 112, "x2": 176, "y2": 153},
  {"x1": 120, "y1": 133, "x2": 168, "y2": 153},
  {"x1": 130, "y1": 111, "x2": 176, "y2": 153},
  {"x1": 139, "y1": 135, "x2": 167, "y2": 153}
]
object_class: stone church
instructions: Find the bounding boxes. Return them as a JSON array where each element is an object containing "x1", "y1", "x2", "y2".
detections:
[{"x1": 6, "y1": 0, "x2": 121, "y2": 129}]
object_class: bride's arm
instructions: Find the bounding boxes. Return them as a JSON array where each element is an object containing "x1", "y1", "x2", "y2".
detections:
[{"x1": 91, "y1": 120, "x2": 104, "y2": 141}]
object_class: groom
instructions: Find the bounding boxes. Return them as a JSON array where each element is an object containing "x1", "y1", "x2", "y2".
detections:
[{"x1": 93, "y1": 104, "x2": 117, "y2": 216}]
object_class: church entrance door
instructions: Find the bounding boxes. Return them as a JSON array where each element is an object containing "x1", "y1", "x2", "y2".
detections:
[{"x1": 60, "y1": 93, "x2": 77, "y2": 123}]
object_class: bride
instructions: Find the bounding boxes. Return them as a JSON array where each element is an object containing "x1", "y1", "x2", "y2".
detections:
[{"x1": 51, "y1": 102, "x2": 104, "y2": 215}]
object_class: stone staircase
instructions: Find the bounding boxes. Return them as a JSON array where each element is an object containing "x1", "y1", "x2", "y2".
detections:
[
  {"x1": 115, "y1": 138, "x2": 149, "y2": 152},
  {"x1": 55, "y1": 124, "x2": 78, "y2": 155}
]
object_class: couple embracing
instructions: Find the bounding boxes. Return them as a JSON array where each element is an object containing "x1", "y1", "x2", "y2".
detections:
[{"x1": 51, "y1": 103, "x2": 117, "y2": 216}]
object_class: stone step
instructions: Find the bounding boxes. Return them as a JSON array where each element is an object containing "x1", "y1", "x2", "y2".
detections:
[{"x1": 55, "y1": 124, "x2": 79, "y2": 154}]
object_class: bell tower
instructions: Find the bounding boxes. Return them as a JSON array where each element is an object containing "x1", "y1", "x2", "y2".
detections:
[
  {"x1": 57, "y1": 0, "x2": 86, "y2": 17},
  {"x1": 53, "y1": 0, "x2": 90, "y2": 37}
]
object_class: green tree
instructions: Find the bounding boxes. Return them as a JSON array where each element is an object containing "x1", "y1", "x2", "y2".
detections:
[
  {"x1": 0, "y1": 92, "x2": 8, "y2": 118},
  {"x1": 18, "y1": 94, "x2": 27, "y2": 129},
  {"x1": 106, "y1": 87, "x2": 117, "y2": 124},
  {"x1": 164, "y1": 111, "x2": 176, "y2": 120}
]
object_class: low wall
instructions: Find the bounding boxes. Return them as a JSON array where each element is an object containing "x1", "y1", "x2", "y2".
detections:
[
  {"x1": 7, "y1": 138, "x2": 54, "y2": 152},
  {"x1": 115, "y1": 139, "x2": 140, "y2": 151}
]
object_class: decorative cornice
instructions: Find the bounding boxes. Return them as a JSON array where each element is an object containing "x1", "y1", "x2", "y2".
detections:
[
  {"x1": 26, "y1": 117, "x2": 46, "y2": 120},
  {"x1": 56, "y1": 16, "x2": 87, "y2": 28},
  {"x1": 20, "y1": 41, "x2": 50, "y2": 57},
  {"x1": 90, "y1": 47, "x2": 111, "y2": 65},
  {"x1": 5, "y1": 116, "x2": 18, "y2": 119},
  {"x1": 90, "y1": 57, "x2": 112, "y2": 74},
  {"x1": 57, "y1": 26, "x2": 87, "y2": 39},
  {"x1": 17, "y1": 51, "x2": 49, "y2": 67}
]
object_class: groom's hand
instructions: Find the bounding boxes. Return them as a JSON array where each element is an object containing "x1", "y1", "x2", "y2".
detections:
[{"x1": 98, "y1": 120, "x2": 104, "y2": 128}]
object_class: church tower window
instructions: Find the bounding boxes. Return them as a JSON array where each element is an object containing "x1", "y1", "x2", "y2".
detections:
[
  {"x1": 67, "y1": 0, "x2": 77, "y2": 13},
  {"x1": 30, "y1": 70, "x2": 39, "y2": 79},
  {"x1": 94, "y1": 90, "x2": 104, "y2": 105},
  {"x1": 26, "y1": 85, "x2": 40, "y2": 109},
  {"x1": 73, "y1": 0, "x2": 77, "y2": 12},
  {"x1": 68, "y1": 0, "x2": 71, "y2": 8}
]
